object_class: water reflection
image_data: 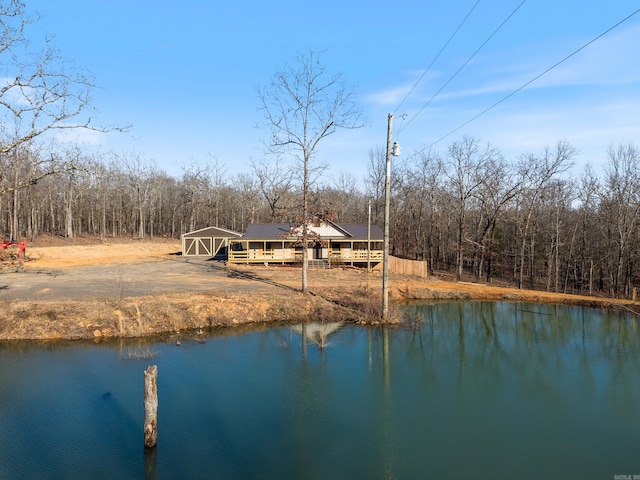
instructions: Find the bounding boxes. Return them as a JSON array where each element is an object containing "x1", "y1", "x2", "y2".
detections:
[
  {"x1": 291, "y1": 322, "x2": 344, "y2": 353},
  {"x1": 1, "y1": 302, "x2": 639, "y2": 479}
]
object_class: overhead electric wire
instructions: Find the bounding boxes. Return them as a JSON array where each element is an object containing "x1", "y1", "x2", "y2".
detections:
[
  {"x1": 394, "y1": 0, "x2": 481, "y2": 116},
  {"x1": 396, "y1": 0, "x2": 528, "y2": 138},
  {"x1": 417, "y1": 6, "x2": 640, "y2": 153}
]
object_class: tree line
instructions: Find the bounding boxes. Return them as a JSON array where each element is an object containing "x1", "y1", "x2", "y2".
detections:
[
  {"x1": 387, "y1": 137, "x2": 640, "y2": 300},
  {"x1": 2, "y1": 136, "x2": 640, "y2": 300},
  {"x1": 1, "y1": 2, "x2": 638, "y2": 300}
]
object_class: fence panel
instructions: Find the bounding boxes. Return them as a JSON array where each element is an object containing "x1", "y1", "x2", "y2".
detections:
[{"x1": 387, "y1": 256, "x2": 428, "y2": 278}]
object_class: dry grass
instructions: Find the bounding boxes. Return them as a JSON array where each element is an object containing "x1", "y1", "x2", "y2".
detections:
[
  {"x1": 25, "y1": 237, "x2": 181, "y2": 269},
  {"x1": 0, "y1": 289, "x2": 366, "y2": 341}
]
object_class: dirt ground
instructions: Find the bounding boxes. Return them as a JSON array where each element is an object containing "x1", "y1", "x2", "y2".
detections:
[{"x1": 0, "y1": 237, "x2": 636, "y2": 341}]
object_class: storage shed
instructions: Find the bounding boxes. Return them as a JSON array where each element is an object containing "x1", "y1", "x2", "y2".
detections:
[{"x1": 181, "y1": 226, "x2": 243, "y2": 258}]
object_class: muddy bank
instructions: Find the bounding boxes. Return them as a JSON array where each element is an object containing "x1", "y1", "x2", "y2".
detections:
[
  {"x1": 0, "y1": 289, "x2": 367, "y2": 341},
  {"x1": 1, "y1": 277, "x2": 637, "y2": 341}
]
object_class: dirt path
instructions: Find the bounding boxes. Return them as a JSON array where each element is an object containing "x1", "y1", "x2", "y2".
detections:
[
  {"x1": 4, "y1": 239, "x2": 370, "y2": 300},
  {"x1": 0, "y1": 238, "x2": 636, "y2": 341}
]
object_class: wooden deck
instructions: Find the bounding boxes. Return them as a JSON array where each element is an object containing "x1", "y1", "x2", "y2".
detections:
[{"x1": 228, "y1": 248, "x2": 383, "y2": 265}]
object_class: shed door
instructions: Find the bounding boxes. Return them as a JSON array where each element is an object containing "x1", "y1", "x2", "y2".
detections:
[
  {"x1": 185, "y1": 236, "x2": 231, "y2": 257},
  {"x1": 184, "y1": 238, "x2": 197, "y2": 256},
  {"x1": 212, "y1": 237, "x2": 227, "y2": 257},
  {"x1": 196, "y1": 238, "x2": 213, "y2": 256}
]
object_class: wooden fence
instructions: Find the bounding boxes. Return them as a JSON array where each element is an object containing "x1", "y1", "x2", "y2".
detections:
[{"x1": 384, "y1": 256, "x2": 429, "y2": 278}]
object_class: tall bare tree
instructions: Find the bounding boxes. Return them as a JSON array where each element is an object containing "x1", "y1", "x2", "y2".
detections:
[
  {"x1": 471, "y1": 154, "x2": 521, "y2": 281},
  {"x1": 600, "y1": 143, "x2": 640, "y2": 297},
  {"x1": 0, "y1": 1, "x2": 127, "y2": 237},
  {"x1": 445, "y1": 136, "x2": 501, "y2": 281},
  {"x1": 251, "y1": 157, "x2": 295, "y2": 221},
  {"x1": 121, "y1": 153, "x2": 157, "y2": 239},
  {"x1": 258, "y1": 50, "x2": 364, "y2": 292},
  {"x1": 231, "y1": 172, "x2": 260, "y2": 230},
  {"x1": 514, "y1": 140, "x2": 575, "y2": 289},
  {"x1": 365, "y1": 146, "x2": 387, "y2": 225}
]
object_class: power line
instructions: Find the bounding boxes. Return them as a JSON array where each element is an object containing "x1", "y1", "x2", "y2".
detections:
[
  {"x1": 396, "y1": 0, "x2": 527, "y2": 138},
  {"x1": 417, "y1": 6, "x2": 640, "y2": 154},
  {"x1": 394, "y1": 0, "x2": 481, "y2": 115}
]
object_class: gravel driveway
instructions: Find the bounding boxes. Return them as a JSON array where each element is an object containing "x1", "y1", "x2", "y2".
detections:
[{"x1": 0, "y1": 257, "x2": 279, "y2": 301}]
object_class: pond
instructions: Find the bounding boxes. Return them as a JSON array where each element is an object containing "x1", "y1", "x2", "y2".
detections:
[{"x1": 1, "y1": 302, "x2": 639, "y2": 479}]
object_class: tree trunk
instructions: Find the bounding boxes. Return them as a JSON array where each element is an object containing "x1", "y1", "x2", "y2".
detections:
[
  {"x1": 456, "y1": 209, "x2": 464, "y2": 281},
  {"x1": 138, "y1": 204, "x2": 145, "y2": 239},
  {"x1": 302, "y1": 244, "x2": 308, "y2": 292}
]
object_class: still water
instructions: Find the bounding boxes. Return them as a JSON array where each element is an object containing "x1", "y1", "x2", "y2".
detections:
[{"x1": 1, "y1": 302, "x2": 639, "y2": 479}]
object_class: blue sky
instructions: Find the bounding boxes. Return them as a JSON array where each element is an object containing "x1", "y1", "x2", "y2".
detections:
[{"x1": 27, "y1": 0, "x2": 640, "y2": 182}]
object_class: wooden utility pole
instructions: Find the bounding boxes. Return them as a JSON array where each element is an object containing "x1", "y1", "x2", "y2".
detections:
[
  {"x1": 382, "y1": 114, "x2": 393, "y2": 319},
  {"x1": 144, "y1": 365, "x2": 158, "y2": 448},
  {"x1": 382, "y1": 114, "x2": 401, "y2": 319}
]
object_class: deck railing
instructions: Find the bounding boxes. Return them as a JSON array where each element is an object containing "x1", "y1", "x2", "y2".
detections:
[
  {"x1": 228, "y1": 249, "x2": 297, "y2": 262},
  {"x1": 228, "y1": 248, "x2": 383, "y2": 264},
  {"x1": 330, "y1": 250, "x2": 383, "y2": 261}
]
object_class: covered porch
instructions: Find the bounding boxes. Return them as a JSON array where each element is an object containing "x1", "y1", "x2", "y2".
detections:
[{"x1": 228, "y1": 238, "x2": 384, "y2": 266}]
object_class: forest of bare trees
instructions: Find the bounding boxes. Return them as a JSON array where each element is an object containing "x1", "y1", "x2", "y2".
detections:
[
  {"x1": 2, "y1": 136, "x2": 640, "y2": 301},
  {"x1": 1, "y1": 2, "x2": 638, "y2": 301}
]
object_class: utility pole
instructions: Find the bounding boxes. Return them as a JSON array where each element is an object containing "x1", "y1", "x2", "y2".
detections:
[
  {"x1": 382, "y1": 114, "x2": 393, "y2": 319},
  {"x1": 382, "y1": 113, "x2": 400, "y2": 319}
]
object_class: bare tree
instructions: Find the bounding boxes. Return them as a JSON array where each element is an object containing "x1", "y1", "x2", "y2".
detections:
[
  {"x1": 471, "y1": 154, "x2": 521, "y2": 281},
  {"x1": 539, "y1": 178, "x2": 575, "y2": 293},
  {"x1": 258, "y1": 50, "x2": 364, "y2": 292},
  {"x1": 326, "y1": 172, "x2": 362, "y2": 223},
  {"x1": 0, "y1": 3, "x2": 127, "y2": 150},
  {"x1": 365, "y1": 146, "x2": 386, "y2": 224},
  {"x1": 514, "y1": 140, "x2": 575, "y2": 289},
  {"x1": 251, "y1": 157, "x2": 295, "y2": 221},
  {"x1": 394, "y1": 150, "x2": 442, "y2": 262},
  {"x1": 445, "y1": 136, "x2": 501, "y2": 281},
  {"x1": 60, "y1": 146, "x2": 92, "y2": 238},
  {"x1": 180, "y1": 159, "x2": 213, "y2": 232},
  {"x1": 575, "y1": 165, "x2": 601, "y2": 295},
  {"x1": 600, "y1": 143, "x2": 640, "y2": 297},
  {"x1": 231, "y1": 172, "x2": 260, "y2": 230},
  {"x1": 207, "y1": 154, "x2": 227, "y2": 228},
  {"x1": 0, "y1": 1, "x2": 127, "y2": 238},
  {"x1": 121, "y1": 153, "x2": 157, "y2": 239}
]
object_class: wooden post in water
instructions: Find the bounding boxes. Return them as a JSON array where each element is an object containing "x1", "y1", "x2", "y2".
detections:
[{"x1": 144, "y1": 365, "x2": 158, "y2": 448}]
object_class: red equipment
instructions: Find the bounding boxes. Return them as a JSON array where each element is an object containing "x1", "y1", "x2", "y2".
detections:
[{"x1": 1, "y1": 240, "x2": 26, "y2": 261}]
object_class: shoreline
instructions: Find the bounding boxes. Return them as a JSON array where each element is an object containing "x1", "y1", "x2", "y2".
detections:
[
  {"x1": 1, "y1": 276, "x2": 637, "y2": 342},
  {"x1": 0, "y1": 239, "x2": 637, "y2": 342}
]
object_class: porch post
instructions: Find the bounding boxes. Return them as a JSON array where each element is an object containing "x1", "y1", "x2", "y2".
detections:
[{"x1": 367, "y1": 199, "x2": 371, "y2": 273}]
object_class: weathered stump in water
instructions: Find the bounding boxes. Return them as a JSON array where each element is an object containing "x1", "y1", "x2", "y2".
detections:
[{"x1": 144, "y1": 365, "x2": 158, "y2": 448}]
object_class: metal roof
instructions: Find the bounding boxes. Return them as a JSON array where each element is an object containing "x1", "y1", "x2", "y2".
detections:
[
  {"x1": 340, "y1": 224, "x2": 383, "y2": 240},
  {"x1": 182, "y1": 226, "x2": 243, "y2": 238},
  {"x1": 244, "y1": 223, "x2": 292, "y2": 239},
  {"x1": 242, "y1": 222, "x2": 382, "y2": 241}
]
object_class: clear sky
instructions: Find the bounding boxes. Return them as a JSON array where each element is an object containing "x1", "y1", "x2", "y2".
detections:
[{"x1": 27, "y1": 0, "x2": 640, "y2": 182}]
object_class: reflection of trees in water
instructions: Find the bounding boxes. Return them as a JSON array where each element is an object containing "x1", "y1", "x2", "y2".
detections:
[
  {"x1": 395, "y1": 302, "x2": 640, "y2": 405},
  {"x1": 279, "y1": 306, "x2": 638, "y2": 477}
]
